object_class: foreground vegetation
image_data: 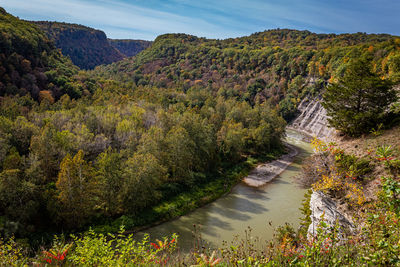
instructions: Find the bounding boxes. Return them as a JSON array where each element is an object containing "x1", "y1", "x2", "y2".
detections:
[
  {"x1": 1, "y1": 134, "x2": 399, "y2": 266},
  {"x1": 1, "y1": 6, "x2": 400, "y2": 265}
]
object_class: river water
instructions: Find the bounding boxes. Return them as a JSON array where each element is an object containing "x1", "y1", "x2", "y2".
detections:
[{"x1": 137, "y1": 129, "x2": 312, "y2": 251}]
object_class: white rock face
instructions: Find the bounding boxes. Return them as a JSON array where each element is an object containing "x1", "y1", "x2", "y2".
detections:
[
  {"x1": 308, "y1": 191, "x2": 354, "y2": 239},
  {"x1": 290, "y1": 96, "x2": 335, "y2": 140}
]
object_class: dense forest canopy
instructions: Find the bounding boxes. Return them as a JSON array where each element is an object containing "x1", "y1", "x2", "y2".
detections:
[
  {"x1": 33, "y1": 21, "x2": 125, "y2": 70},
  {"x1": 0, "y1": 8, "x2": 80, "y2": 101},
  {"x1": 33, "y1": 22, "x2": 152, "y2": 70},
  {"x1": 0, "y1": 7, "x2": 399, "y2": 247},
  {"x1": 93, "y1": 30, "x2": 400, "y2": 120},
  {"x1": 108, "y1": 39, "x2": 152, "y2": 58},
  {"x1": 0, "y1": 9, "x2": 287, "y2": 240}
]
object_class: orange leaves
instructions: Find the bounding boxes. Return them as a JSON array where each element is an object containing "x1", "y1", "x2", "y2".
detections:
[{"x1": 39, "y1": 90, "x2": 55, "y2": 104}]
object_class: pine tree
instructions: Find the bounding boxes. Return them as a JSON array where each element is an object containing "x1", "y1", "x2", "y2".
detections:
[{"x1": 322, "y1": 58, "x2": 397, "y2": 136}]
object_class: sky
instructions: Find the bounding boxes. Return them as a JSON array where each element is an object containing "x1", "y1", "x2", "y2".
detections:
[{"x1": 1, "y1": 0, "x2": 400, "y2": 40}]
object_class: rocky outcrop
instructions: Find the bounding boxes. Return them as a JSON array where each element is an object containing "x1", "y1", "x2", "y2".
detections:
[
  {"x1": 290, "y1": 96, "x2": 334, "y2": 140},
  {"x1": 308, "y1": 191, "x2": 354, "y2": 239}
]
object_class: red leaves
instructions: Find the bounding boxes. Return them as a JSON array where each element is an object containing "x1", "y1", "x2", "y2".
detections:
[
  {"x1": 41, "y1": 244, "x2": 71, "y2": 264},
  {"x1": 151, "y1": 242, "x2": 160, "y2": 249},
  {"x1": 151, "y1": 237, "x2": 176, "y2": 250},
  {"x1": 376, "y1": 156, "x2": 395, "y2": 161}
]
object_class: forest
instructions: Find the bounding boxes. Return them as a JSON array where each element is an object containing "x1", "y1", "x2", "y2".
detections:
[
  {"x1": 0, "y1": 6, "x2": 400, "y2": 265},
  {"x1": 0, "y1": 8, "x2": 286, "y2": 241}
]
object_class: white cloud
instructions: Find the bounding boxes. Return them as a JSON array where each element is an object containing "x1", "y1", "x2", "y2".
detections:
[
  {"x1": 1, "y1": 0, "x2": 399, "y2": 39},
  {"x1": 1, "y1": 0, "x2": 244, "y2": 39}
]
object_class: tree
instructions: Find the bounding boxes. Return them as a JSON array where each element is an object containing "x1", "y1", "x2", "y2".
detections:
[
  {"x1": 165, "y1": 126, "x2": 195, "y2": 186},
  {"x1": 0, "y1": 169, "x2": 38, "y2": 236},
  {"x1": 217, "y1": 121, "x2": 247, "y2": 162},
  {"x1": 56, "y1": 150, "x2": 97, "y2": 228},
  {"x1": 322, "y1": 59, "x2": 397, "y2": 136},
  {"x1": 121, "y1": 153, "x2": 167, "y2": 214},
  {"x1": 95, "y1": 148, "x2": 123, "y2": 216}
]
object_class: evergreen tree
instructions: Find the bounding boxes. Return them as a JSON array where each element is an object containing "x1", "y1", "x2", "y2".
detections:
[{"x1": 322, "y1": 59, "x2": 397, "y2": 136}]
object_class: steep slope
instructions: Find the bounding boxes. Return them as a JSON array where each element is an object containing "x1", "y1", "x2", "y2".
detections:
[
  {"x1": 0, "y1": 8, "x2": 79, "y2": 100},
  {"x1": 33, "y1": 21, "x2": 124, "y2": 69},
  {"x1": 108, "y1": 39, "x2": 152, "y2": 57},
  {"x1": 92, "y1": 30, "x2": 400, "y2": 120},
  {"x1": 289, "y1": 96, "x2": 334, "y2": 139}
]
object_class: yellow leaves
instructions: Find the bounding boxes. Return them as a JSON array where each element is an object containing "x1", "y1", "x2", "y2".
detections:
[
  {"x1": 311, "y1": 137, "x2": 366, "y2": 206},
  {"x1": 344, "y1": 182, "x2": 366, "y2": 206},
  {"x1": 312, "y1": 175, "x2": 342, "y2": 193},
  {"x1": 312, "y1": 175, "x2": 366, "y2": 206},
  {"x1": 311, "y1": 137, "x2": 326, "y2": 152}
]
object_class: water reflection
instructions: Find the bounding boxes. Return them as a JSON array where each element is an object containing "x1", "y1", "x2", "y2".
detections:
[{"x1": 136, "y1": 129, "x2": 312, "y2": 251}]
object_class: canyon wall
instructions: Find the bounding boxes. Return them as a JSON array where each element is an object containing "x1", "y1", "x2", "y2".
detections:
[{"x1": 290, "y1": 96, "x2": 335, "y2": 140}]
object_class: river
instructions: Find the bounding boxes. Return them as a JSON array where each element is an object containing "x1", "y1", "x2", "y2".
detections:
[{"x1": 137, "y1": 129, "x2": 312, "y2": 251}]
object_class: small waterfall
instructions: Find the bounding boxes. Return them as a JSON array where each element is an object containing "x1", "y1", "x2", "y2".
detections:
[{"x1": 290, "y1": 96, "x2": 334, "y2": 140}]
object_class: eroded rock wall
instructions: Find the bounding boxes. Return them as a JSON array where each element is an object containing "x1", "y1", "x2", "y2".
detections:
[
  {"x1": 308, "y1": 191, "x2": 354, "y2": 239},
  {"x1": 290, "y1": 96, "x2": 334, "y2": 140}
]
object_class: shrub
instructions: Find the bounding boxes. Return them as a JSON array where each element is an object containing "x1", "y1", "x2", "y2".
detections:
[{"x1": 0, "y1": 237, "x2": 26, "y2": 266}]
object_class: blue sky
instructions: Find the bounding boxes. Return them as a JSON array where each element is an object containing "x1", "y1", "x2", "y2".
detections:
[{"x1": 1, "y1": 0, "x2": 400, "y2": 40}]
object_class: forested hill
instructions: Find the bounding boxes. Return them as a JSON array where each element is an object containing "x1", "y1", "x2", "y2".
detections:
[
  {"x1": 93, "y1": 30, "x2": 400, "y2": 120},
  {"x1": 0, "y1": 8, "x2": 79, "y2": 101},
  {"x1": 108, "y1": 39, "x2": 152, "y2": 57},
  {"x1": 33, "y1": 21, "x2": 125, "y2": 69},
  {"x1": 0, "y1": 8, "x2": 288, "y2": 239}
]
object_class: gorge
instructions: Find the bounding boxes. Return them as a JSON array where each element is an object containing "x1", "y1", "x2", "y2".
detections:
[{"x1": 136, "y1": 129, "x2": 313, "y2": 250}]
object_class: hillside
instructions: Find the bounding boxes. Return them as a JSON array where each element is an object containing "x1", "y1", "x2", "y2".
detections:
[
  {"x1": 0, "y1": 8, "x2": 79, "y2": 101},
  {"x1": 33, "y1": 21, "x2": 125, "y2": 69},
  {"x1": 108, "y1": 39, "x2": 152, "y2": 57},
  {"x1": 0, "y1": 9, "x2": 287, "y2": 241},
  {"x1": 0, "y1": 7, "x2": 399, "y2": 266},
  {"x1": 93, "y1": 30, "x2": 400, "y2": 120}
]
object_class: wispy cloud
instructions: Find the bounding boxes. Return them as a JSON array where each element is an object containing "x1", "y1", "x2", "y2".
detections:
[
  {"x1": 1, "y1": 0, "x2": 240, "y2": 39},
  {"x1": 1, "y1": 0, "x2": 400, "y2": 40}
]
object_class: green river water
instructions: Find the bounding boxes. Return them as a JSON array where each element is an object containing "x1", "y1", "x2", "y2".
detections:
[{"x1": 137, "y1": 129, "x2": 313, "y2": 251}]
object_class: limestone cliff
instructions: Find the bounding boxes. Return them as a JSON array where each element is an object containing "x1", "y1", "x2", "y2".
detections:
[
  {"x1": 290, "y1": 96, "x2": 334, "y2": 140},
  {"x1": 308, "y1": 191, "x2": 354, "y2": 239}
]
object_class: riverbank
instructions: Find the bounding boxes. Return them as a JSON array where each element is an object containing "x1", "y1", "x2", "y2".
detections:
[
  {"x1": 131, "y1": 129, "x2": 312, "y2": 250},
  {"x1": 243, "y1": 143, "x2": 299, "y2": 187},
  {"x1": 92, "y1": 151, "x2": 283, "y2": 235}
]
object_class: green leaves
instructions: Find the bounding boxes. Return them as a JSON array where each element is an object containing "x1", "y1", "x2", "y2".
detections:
[
  {"x1": 381, "y1": 176, "x2": 400, "y2": 214},
  {"x1": 56, "y1": 150, "x2": 98, "y2": 228},
  {"x1": 322, "y1": 58, "x2": 397, "y2": 136}
]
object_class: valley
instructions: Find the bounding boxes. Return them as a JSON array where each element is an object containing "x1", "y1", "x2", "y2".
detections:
[{"x1": 0, "y1": 4, "x2": 399, "y2": 266}]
